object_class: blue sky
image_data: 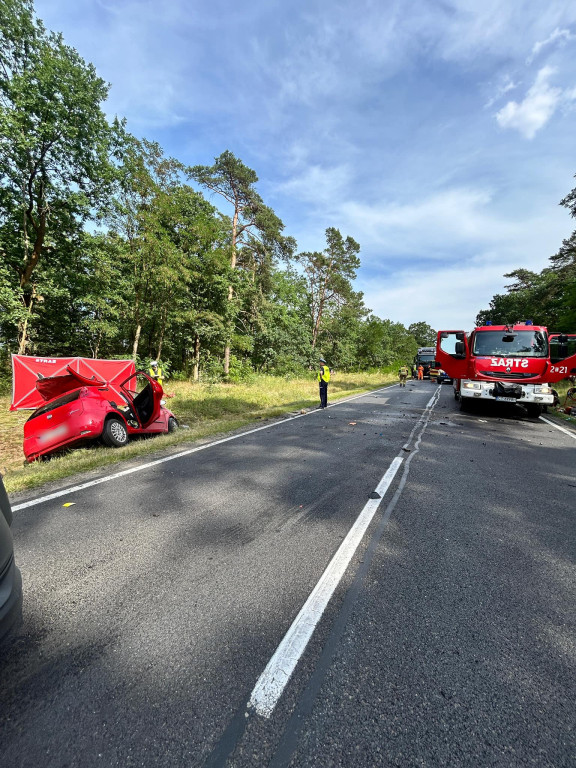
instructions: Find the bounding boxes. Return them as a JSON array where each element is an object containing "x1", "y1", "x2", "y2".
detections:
[{"x1": 35, "y1": 0, "x2": 576, "y2": 331}]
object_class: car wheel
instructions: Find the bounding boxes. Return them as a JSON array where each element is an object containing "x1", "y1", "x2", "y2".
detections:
[
  {"x1": 102, "y1": 417, "x2": 129, "y2": 447},
  {"x1": 168, "y1": 417, "x2": 178, "y2": 433}
]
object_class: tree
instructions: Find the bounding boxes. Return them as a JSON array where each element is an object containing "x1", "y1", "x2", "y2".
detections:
[
  {"x1": 298, "y1": 227, "x2": 361, "y2": 351},
  {"x1": 475, "y1": 268, "x2": 561, "y2": 328},
  {"x1": 0, "y1": 0, "x2": 121, "y2": 352},
  {"x1": 408, "y1": 321, "x2": 436, "y2": 347},
  {"x1": 188, "y1": 151, "x2": 293, "y2": 374}
]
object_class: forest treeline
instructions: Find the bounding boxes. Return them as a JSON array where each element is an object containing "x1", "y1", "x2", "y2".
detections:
[{"x1": 0, "y1": 0, "x2": 440, "y2": 384}]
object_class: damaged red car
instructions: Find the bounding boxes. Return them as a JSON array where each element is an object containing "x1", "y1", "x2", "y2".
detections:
[{"x1": 23, "y1": 367, "x2": 178, "y2": 462}]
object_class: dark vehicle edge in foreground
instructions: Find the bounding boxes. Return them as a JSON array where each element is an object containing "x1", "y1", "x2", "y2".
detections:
[{"x1": 0, "y1": 477, "x2": 22, "y2": 643}]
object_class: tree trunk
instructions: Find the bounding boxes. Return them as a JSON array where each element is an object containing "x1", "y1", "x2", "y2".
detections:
[
  {"x1": 132, "y1": 322, "x2": 142, "y2": 361},
  {"x1": 156, "y1": 306, "x2": 168, "y2": 362},
  {"x1": 18, "y1": 301, "x2": 33, "y2": 354},
  {"x1": 223, "y1": 207, "x2": 239, "y2": 376},
  {"x1": 17, "y1": 287, "x2": 38, "y2": 354},
  {"x1": 193, "y1": 333, "x2": 200, "y2": 382},
  {"x1": 92, "y1": 331, "x2": 102, "y2": 359},
  {"x1": 223, "y1": 344, "x2": 230, "y2": 376},
  {"x1": 20, "y1": 210, "x2": 47, "y2": 289},
  {"x1": 311, "y1": 294, "x2": 325, "y2": 349}
]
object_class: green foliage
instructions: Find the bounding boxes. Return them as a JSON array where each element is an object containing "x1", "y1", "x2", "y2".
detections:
[{"x1": 408, "y1": 321, "x2": 437, "y2": 347}]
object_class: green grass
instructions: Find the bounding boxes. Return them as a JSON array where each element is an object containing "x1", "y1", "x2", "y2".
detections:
[
  {"x1": 551, "y1": 380, "x2": 576, "y2": 423},
  {"x1": 0, "y1": 371, "x2": 397, "y2": 495}
]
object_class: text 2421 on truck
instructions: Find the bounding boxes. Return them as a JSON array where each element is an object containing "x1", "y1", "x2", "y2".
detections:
[{"x1": 435, "y1": 322, "x2": 576, "y2": 417}]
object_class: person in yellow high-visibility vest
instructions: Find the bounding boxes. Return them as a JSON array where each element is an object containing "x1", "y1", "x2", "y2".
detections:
[
  {"x1": 149, "y1": 360, "x2": 164, "y2": 387},
  {"x1": 317, "y1": 357, "x2": 330, "y2": 409},
  {"x1": 398, "y1": 364, "x2": 410, "y2": 387}
]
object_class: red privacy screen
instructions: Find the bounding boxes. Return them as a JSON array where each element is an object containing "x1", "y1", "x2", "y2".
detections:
[{"x1": 10, "y1": 355, "x2": 136, "y2": 411}]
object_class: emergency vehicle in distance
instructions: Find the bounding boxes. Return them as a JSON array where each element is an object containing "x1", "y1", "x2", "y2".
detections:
[
  {"x1": 413, "y1": 347, "x2": 436, "y2": 379},
  {"x1": 435, "y1": 322, "x2": 576, "y2": 417}
]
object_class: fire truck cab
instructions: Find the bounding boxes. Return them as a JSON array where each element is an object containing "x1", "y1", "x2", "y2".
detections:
[{"x1": 435, "y1": 323, "x2": 576, "y2": 417}]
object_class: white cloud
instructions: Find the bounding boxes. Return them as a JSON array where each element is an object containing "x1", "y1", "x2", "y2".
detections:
[
  {"x1": 277, "y1": 164, "x2": 351, "y2": 207},
  {"x1": 360, "y1": 261, "x2": 511, "y2": 330},
  {"x1": 496, "y1": 66, "x2": 563, "y2": 139},
  {"x1": 484, "y1": 75, "x2": 521, "y2": 109},
  {"x1": 337, "y1": 188, "x2": 520, "y2": 257},
  {"x1": 528, "y1": 27, "x2": 576, "y2": 63}
]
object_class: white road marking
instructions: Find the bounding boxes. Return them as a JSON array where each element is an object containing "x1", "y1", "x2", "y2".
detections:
[
  {"x1": 539, "y1": 415, "x2": 576, "y2": 441},
  {"x1": 248, "y1": 456, "x2": 403, "y2": 718},
  {"x1": 12, "y1": 384, "x2": 399, "y2": 512},
  {"x1": 249, "y1": 382, "x2": 442, "y2": 719}
]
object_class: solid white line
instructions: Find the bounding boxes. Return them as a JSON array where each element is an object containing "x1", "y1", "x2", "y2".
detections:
[
  {"x1": 539, "y1": 415, "x2": 576, "y2": 441},
  {"x1": 12, "y1": 384, "x2": 396, "y2": 512},
  {"x1": 248, "y1": 456, "x2": 404, "y2": 719}
]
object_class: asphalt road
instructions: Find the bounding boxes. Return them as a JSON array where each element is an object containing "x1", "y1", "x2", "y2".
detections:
[{"x1": 1, "y1": 382, "x2": 575, "y2": 767}]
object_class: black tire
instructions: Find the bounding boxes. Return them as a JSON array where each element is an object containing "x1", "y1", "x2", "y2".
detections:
[
  {"x1": 102, "y1": 417, "x2": 129, "y2": 447},
  {"x1": 459, "y1": 396, "x2": 470, "y2": 412},
  {"x1": 525, "y1": 404, "x2": 542, "y2": 418},
  {"x1": 168, "y1": 416, "x2": 178, "y2": 433}
]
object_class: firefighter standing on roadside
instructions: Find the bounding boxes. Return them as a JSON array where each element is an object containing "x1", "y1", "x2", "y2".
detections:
[
  {"x1": 398, "y1": 364, "x2": 410, "y2": 387},
  {"x1": 317, "y1": 357, "x2": 330, "y2": 409},
  {"x1": 149, "y1": 360, "x2": 164, "y2": 387},
  {"x1": 417, "y1": 364, "x2": 424, "y2": 380}
]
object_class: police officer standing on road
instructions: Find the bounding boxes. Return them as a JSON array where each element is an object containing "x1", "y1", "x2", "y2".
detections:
[
  {"x1": 317, "y1": 357, "x2": 330, "y2": 409},
  {"x1": 149, "y1": 360, "x2": 164, "y2": 387}
]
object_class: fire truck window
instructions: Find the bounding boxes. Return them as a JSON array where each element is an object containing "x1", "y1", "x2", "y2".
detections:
[
  {"x1": 439, "y1": 334, "x2": 458, "y2": 355},
  {"x1": 473, "y1": 331, "x2": 547, "y2": 357}
]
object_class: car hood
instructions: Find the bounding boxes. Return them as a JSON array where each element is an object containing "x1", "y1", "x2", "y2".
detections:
[{"x1": 36, "y1": 365, "x2": 105, "y2": 402}]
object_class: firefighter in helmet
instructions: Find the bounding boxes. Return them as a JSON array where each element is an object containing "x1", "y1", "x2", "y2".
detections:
[{"x1": 398, "y1": 364, "x2": 410, "y2": 387}]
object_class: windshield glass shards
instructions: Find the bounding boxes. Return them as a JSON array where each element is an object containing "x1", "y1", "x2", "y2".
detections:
[
  {"x1": 473, "y1": 330, "x2": 548, "y2": 358},
  {"x1": 27, "y1": 390, "x2": 81, "y2": 421}
]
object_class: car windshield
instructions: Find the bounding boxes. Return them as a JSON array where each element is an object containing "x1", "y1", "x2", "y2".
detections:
[
  {"x1": 417, "y1": 354, "x2": 435, "y2": 363},
  {"x1": 472, "y1": 330, "x2": 548, "y2": 358}
]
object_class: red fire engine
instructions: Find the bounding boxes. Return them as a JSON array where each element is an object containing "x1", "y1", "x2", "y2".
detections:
[{"x1": 435, "y1": 322, "x2": 576, "y2": 417}]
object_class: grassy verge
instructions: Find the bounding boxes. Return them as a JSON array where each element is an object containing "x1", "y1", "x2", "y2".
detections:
[
  {"x1": 549, "y1": 380, "x2": 576, "y2": 424},
  {"x1": 0, "y1": 371, "x2": 397, "y2": 495}
]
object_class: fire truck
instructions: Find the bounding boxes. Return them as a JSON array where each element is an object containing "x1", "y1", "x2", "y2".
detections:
[
  {"x1": 413, "y1": 347, "x2": 437, "y2": 379},
  {"x1": 435, "y1": 322, "x2": 576, "y2": 417}
]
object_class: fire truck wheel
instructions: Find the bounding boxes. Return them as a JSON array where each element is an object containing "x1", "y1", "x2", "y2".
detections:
[
  {"x1": 102, "y1": 417, "x2": 129, "y2": 447},
  {"x1": 459, "y1": 397, "x2": 470, "y2": 412},
  {"x1": 525, "y1": 404, "x2": 542, "y2": 418}
]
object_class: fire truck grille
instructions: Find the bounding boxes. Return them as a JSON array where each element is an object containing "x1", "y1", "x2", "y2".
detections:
[{"x1": 479, "y1": 371, "x2": 537, "y2": 380}]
